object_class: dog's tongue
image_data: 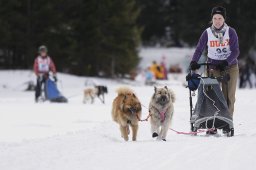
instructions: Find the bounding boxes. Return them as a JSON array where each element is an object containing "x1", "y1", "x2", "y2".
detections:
[{"x1": 160, "y1": 111, "x2": 165, "y2": 122}]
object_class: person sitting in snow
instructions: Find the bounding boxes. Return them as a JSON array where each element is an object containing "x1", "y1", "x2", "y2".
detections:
[
  {"x1": 145, "y1": 67, "x2": 155, "y2": 85},
  {"x1": 33, "y1": 45, "x2": 57, "y2": 102},
  {"x1": 150, "y1": 61, "x2": 164, "y2": 80}
]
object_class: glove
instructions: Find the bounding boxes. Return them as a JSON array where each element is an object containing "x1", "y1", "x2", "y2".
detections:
[
  {"x1": 190, "y1": 61, "x2": 200, "y2": 70},
  {"x1": 37, "y1": 75, "x2": 43, "y2": 82},
  {"x1": 186, "y1": 73, "x2": 192, "y2": 81},
  {"x1": 216, "y1": 60, "x2": 228, "y2": 71},
  {"x1": 53, "y1": 76, "x2": 58, "y2": 82},
  {"x1": 186, "y1": 72, "x2": 200, "y2": 81},
  {"x1": 53, "y1": 76, "x2": 57, "y2": 82}
]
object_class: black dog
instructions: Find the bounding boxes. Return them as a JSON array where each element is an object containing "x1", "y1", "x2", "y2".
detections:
[{"x1": 95, "y1": 85, "x2": 108, "y2": 104}]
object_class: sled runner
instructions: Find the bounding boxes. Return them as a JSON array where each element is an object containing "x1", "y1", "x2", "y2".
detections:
[{"x1": 187, "y1": 63, "x2": 234, "y2": 137}]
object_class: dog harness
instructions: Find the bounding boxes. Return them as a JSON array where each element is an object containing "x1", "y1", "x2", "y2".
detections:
[
  {"x1": 151, "y1": 106, "x2": 168, "y2": 123},
  {"x1": 159, "y1": 110, "x2": 166, "y2": 122}
]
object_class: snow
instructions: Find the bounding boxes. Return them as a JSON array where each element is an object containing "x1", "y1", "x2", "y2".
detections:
[
  {"x1": 138, "y1": 47, "x2": 194, "y2": 71},
  {"x1": 0, "y1": 69, "x2": 256, "y2": 170}
]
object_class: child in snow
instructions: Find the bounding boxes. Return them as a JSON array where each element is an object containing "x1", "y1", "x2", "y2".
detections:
[
  {"x1": 189, "y1": 6, "x2": 239, "y2": 118},
  {"x1": 145, "y1": 67, "x2": 155, "y2": 85},
  {"x1": 33, "y1": 45, "x2": 57, "y2": 102}
]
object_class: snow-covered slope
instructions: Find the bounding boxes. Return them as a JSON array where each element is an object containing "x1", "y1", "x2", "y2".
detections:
[{"x1": 0, "y1": 70, "x2": 256, "y2": 170}]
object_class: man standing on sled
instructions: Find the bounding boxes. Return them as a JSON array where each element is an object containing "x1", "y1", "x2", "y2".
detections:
[
  {"x1": 189, "y1": 6, "x2": 239, "y2": 117},
  {"x1": 33, "y1": 45, "x2": 57, "y2": 102}
]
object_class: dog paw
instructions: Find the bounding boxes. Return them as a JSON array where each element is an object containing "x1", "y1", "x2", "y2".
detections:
[
  {"x1": 152, "y1": 132, "x2": 158, "y2": 138},
  {"x1": 162, "y1": 139, "x2": 166, "y2": 141}
]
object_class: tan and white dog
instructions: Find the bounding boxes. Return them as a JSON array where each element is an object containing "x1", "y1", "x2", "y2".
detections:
[
  {"x1": 111, "y1": 87, "x2": 142, "y2": 141},
  {"x1": 83, "y1": 86, "x2": 108, "y2": 104},
  {"x1": 149, "y1": 86, "x2": 175, "y2": 141},
  {"x1": 83, "y1": 87, "x2": 98, "y2": 104}
]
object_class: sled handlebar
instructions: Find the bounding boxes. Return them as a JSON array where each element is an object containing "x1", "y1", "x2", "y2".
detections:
[
  {"x1": 189, "y1": 63, "x2": 215, "y2": 73},
  {"x1": 198, "y1": 63, "x2": 215, "y2": 66},
  {"x1": 189, "y1": 62, "x2": 230, "y2": 81}
]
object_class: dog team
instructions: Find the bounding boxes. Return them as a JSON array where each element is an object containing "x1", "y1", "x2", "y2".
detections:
[
  {"x1": 112, "y1": 86, "x2": 175, "y2": 142},
  {"x1": 83, "y1": 85, "x2": 175, "y2": 141}
]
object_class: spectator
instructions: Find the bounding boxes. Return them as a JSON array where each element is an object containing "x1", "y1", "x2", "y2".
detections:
[
  {"x1": 145, "y1": 67, "x2": 155, "y2": 85},
  {"x1": 160, "y1": 62, "x2": 168, "y2": 80}
]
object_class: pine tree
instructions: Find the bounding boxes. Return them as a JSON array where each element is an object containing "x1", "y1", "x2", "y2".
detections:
[
  {"x1": 0, "y1": 0, "x2": 75, "y2": 69},
  {"x1": 70, "y1": 0, "x2": 141, "y2": 76},
  {"x1": 137, "y1": 0, "x2": 175, "y2": 46}
]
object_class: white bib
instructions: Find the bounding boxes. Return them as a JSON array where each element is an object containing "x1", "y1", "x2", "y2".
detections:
[
  {"x1": 207, "y1": 27, "x2": 231, "y2": 60},
  {"x1": 38, "y1": 57, "x2": 50, "y2": 72}
]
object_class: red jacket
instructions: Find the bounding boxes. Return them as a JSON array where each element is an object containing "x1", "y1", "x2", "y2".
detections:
[{"x1": 33, "y1": 56, "x2": 56, "y2": 76}]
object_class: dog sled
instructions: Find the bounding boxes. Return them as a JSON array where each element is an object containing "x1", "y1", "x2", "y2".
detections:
[
  {"x1": 39, "y1": 77, "x2": 68, "y2": 103},
  {"x1": 187, "y1": 63, "x2": 234, "y2": 137}
]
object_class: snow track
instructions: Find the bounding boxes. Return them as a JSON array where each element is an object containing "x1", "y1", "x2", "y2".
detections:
[{"x1": 0, "y1": 71, "x2": 256, "y2": 170}]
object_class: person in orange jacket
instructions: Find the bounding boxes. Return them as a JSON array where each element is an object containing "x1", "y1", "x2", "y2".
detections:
[
  {"x1": 150, "y1": 61, "x2": 158, "y2": 76},
  {"x1": 33, "y1": 45, "x2": 57, "y2": 102},
  {"x1": 150, "y1": 61, "x2": 164, "y2": 80},
  {"x1": 156, "y1": 65, "x2": 164, "y2": 80}
]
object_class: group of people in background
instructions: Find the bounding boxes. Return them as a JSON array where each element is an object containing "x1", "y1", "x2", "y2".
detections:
[
  {"x1": 144, "y1": 60, "x2": 167, "y2": 85},
  {"x1": 149, "y1": 61, "x2": 168, "y2": 80},
  {"x1": 239, "y1": 58, "x2": 256, "y2": 88},
  {"x1": 144, "y1": 59, "x2": 183, "y2": 85}
]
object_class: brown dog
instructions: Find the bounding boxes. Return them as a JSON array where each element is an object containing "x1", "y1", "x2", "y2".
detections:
[{"x1": 112, "y1": 87, "x2": 142, "y2": 141}]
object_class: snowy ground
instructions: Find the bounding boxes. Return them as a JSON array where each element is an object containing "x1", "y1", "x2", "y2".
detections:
[{"x1": 0, "y1": 70, "x2": 256, "y2": 170}]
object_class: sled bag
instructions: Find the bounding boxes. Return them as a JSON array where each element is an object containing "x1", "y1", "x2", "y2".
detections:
[
  {"x1": 45, "y1": 79, "x2": 63, "y2": 100},
  {"x1": 187, "y1": 73, "x2": 200, "y2": 91}
]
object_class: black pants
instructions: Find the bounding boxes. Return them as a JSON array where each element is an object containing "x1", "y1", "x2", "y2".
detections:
[{"x1": 35, "y1": 77, "x2": 46, "y2": 100}]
